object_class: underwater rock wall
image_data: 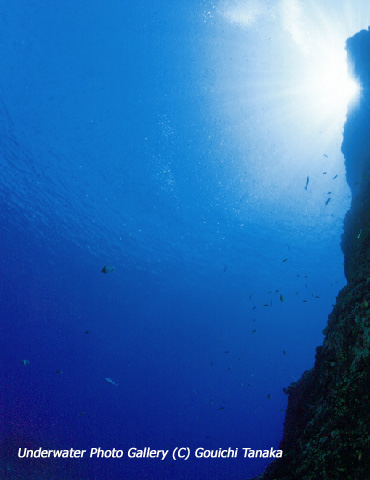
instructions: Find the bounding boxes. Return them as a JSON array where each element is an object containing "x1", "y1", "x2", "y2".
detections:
[{"x1": 252, "y1": 28, "x2": 370, "y2": 480}]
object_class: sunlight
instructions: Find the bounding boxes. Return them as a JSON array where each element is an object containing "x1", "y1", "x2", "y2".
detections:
[{"x1": 308, "y1": 50, "x2": 360, "y2": 114}]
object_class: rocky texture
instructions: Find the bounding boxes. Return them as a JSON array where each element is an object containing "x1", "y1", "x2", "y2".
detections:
[{"x1": 252, "y1": 28, "x2": 370, "y2": 480}]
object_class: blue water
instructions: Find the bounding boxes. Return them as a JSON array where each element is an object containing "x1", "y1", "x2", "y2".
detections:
[{"x1": 0, "y1": 1, "x2": 361, "y2": 479}]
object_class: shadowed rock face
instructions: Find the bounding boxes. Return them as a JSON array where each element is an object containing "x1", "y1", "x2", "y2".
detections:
[
  {"x1": 251, "y1": 28, "x2": 370, "y2": 480},
  {"x1": 342, "y1": 29, "x2": 370, "y2": 285}
]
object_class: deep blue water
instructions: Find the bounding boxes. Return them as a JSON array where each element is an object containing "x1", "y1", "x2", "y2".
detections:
[{"x1": 0, "y1": 1, "x2": 359, "y2": 479}]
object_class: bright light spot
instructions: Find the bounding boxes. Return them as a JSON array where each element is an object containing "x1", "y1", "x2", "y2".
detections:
[{"x1": 309, "y1": 52, "x2": 360, "y2": 113}]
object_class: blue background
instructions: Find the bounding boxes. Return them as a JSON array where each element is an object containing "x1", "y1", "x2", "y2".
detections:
[{"x1": 1, "y1": 1, "x2": 369, "y2": 478}]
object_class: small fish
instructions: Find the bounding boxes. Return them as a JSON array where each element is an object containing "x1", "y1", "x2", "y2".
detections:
[
  {"x1": 267, "y1": 394, "x2": 271, "y2": 400},
  {"x1": 283, "y1": 350, "x2": 286, "y2": 355},
  {"x1": 105, "y1": 377, "x2": 118, "y2": 386},
  {"x1": 251, "y1": 329, "x2": 256, "y2": 333},
  {"x1": 219, "y1": 406, "x2": 225, "y2": 410},
  {"x1": 323, "y1": 172, "x2": 327, "y2": 174},
  {"x1": 101, "y1": 265, "x2": 115, "y2": 274},
  {"x1": 56, "y1": 369, "x2": 63, "y2": 375},
  {"x1": 302, "y1": 300, "x2": 307, "y2": 303},
  {"x1": 325, "y1": 198, "x2": 331, "y2": 206},
  {"x1": 315, "y1": 296, "x2": 320, "y2": 298},
  {"x1": 282, "y1": 258, "x2": 288, "y2": 263},
  {"x1": 224, "y1": 351, "x2": 229, "y2": 354},
  {"x1": 21, "y1": 359, "x2": 30, "y2": 366},
  {"x1": 84, "y1": 330, "x2": 90, "y2": 334},
  {"x1": 304, "y1": 176, "x2": 309, "y2": 190},
  {"x1": 280, "y1": 294, "x2": 283, "y2": 302},
  {"x1": 264, "y1": 304, "x2": 269, "y2": 307},
  {"x1": 275, "y1": 289, "x2": 279, "y2": 293},
  {"x1": 252, "y1": 306, "x2": 256, "y2": 310},
  {"x1": 323, "y1": 154, "x2": 328, "y2": 158},
  {"x1": 328, "y1": 191, "x2": 331, "y2": 194},
  {"x1": 332, "y1": 175, "x2": 338, "y2": 179},
  {"x1": 357, "y1": 229, "x2": 362, "y2": 239}
]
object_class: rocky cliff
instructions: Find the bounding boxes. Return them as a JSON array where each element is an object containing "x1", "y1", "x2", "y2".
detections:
[{"x1": 252, "y1": 28, "x2": 370, "y2": 480}]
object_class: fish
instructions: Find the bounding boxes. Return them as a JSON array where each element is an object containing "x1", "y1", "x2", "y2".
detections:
[
  {"x1": 105, "y1": 377, "x2": 118, "y2": 386},
  {"x1": 280, "y1": 294, "x2": 283, "y2": 302},
  {"x1": 267, "y1": 394, "x2": 271, "y2": 400},
  {"x1": 325, "y1": 198, "x2": 331, "y2": 206},
  {"x1": 251, "y1": 329, "x2": 257, "y2": 333},
  {"x1": 101, "y1": 265, "x2": 115, "y2": 274},
  {"x1": 332, "y1": 175, "x2": 338, "y2": 179},
  {"x1": 21, "y1": 359, "x2": 30, "y2": 366},
  {"x1": 323, "y1": 154, "x2": 328, "y2": 158},
  {"x1": 282, "y1": 258, "x2": 288, "y2": 263},
  {"x1": 357, "y1": 229, "x2": 362, "y2": 239},
  {"x1": 56, "y1": 369, "x2": 63, "y2": 375},
  {"x1": 304, "y1": 176, "x2": 309, "y2": 190}
]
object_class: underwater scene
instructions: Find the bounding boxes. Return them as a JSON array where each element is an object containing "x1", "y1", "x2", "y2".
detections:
[{"x1": 1, "y1": 1, "x2": 370, "y2": 479}]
